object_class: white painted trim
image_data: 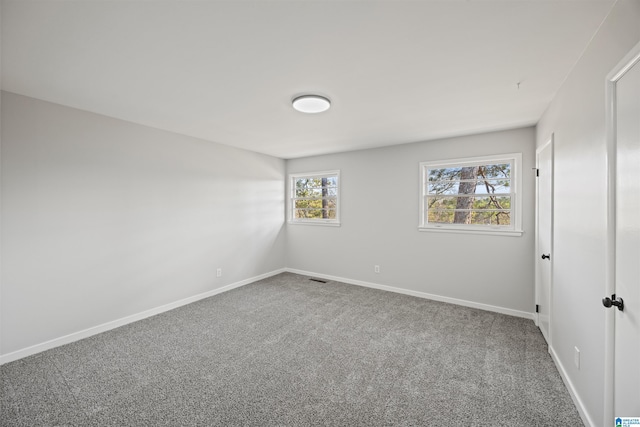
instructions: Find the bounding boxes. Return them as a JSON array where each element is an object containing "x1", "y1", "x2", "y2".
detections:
[
  {"x1": 288, "y1": 220, "x2": 341, "y2": 227},
  {"x1": 604, "y1": 52, "x2": 617, "y2": 427},
  {"x1": 418, "y1": 227, "x2": 523, "y2": 237},
  {"x1": 0, "y1": 268, "x2": 286, "y2": 365},
  {"x1": 418, "y1": 152, "x2": 523, "y2": 235},
  {"x1": 550, "y1": 345, "x2": 596, "y2": 427},
  {"x1": 603, "y1": 38, "x2": 640, "y2": 424},
  {"x1": 535, "y1": 135, "x2": 554, "y2": 345},
  {"x1": 1, "y1": 266, "x2": 535, "y2": 365},
  {"x1": 286, "y1": 268, "x2": 534, "y2": 320},
  {"x1": 288, "y1": 170, "x2": 341, "y2": 225}
]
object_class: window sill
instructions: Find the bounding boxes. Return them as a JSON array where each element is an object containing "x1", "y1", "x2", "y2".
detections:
[
  {"x1": 418, "y1": 226, "x2": 523, "y2": 237},
  {"x1": 289, "y1": 221, "x2": 341, "y2": 227}
]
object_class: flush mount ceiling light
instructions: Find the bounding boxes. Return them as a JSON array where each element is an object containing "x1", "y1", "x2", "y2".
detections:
[{"x1": 292, "y1": 95, "x2": 331, "y2": 113}]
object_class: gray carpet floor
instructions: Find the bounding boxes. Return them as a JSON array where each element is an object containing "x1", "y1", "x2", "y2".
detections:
[{"x1": 1, "y1": 272, "x2": 583, "y2": 426}]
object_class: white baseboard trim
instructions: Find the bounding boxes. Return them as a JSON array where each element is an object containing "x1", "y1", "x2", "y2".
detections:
[
  {"x1": 1, "y1": 267, "x2": 533, "y2": 364},
  {"x1": 285, "y1": 268, "x2": 534, "y2": 320},
  {"x1": 0, "y1": 268, "x2": 286, "y2": 365},
  {"x1": 549, "y1": 345, "x2": 595, "y2": 427}
]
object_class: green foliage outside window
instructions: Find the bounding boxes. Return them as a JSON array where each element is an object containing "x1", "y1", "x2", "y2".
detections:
[
  {"x1": 293, "y1": 176, "x2": 338, "y2": 220},
  {"x1": 426, "y1": 163, "x2": 512, "y2": 226}
]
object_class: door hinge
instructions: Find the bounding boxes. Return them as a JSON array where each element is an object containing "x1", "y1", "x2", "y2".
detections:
[
  {"x1": 535, "y1": 304, "x2": 540, "y2": 313},
  {"x1": 536, "y1": 168, "x2": 539, "y2": 177}
]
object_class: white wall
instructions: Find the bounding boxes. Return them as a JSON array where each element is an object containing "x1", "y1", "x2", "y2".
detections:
[
  {"x1": 286, "y1": 127, "x2": 536, "y2": 315},
  {"x1": 536, "y1": 1, "x2": 640, "y2": 425},
  {"x1": 0, "y1": 91, "x2": 286, "y2": 358}
]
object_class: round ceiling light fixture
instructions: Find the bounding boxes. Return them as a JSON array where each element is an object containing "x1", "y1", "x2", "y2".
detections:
[{"x1": 292, "y1": 94, "x2": 331, "y2": 113}]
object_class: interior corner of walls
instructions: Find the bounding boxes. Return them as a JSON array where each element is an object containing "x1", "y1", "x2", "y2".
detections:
[{"x1": 0, "y1": 94, "x2": 289, "y2": 362}]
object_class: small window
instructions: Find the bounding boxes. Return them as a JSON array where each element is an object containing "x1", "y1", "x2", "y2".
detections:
[
  {"x1": 289, "y1": 170, "x2": 340, "y2": 226},
  {"x1": 419, "y1": 154, "x2": 522, "y2": 236}
]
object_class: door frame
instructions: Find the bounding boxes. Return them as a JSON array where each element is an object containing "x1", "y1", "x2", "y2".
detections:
[
  {"x1": 604, "y1": 39, "x2": 640, "y2": 424},
  {"x1": 535, "y1": 135, "x2": 554, "y2": 344}
]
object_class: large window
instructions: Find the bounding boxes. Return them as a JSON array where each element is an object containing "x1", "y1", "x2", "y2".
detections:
[
  {"x1": 289, "y1": 170, "x2": 340, "y2": 226},
  {"x1": 419, "y1": 153, "x2": 522, "y2": 235}
]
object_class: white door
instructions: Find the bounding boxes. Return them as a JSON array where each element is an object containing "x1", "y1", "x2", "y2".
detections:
[
  {"x1": 536, "y1": 138, "x2": 553, "y2": 344},
  {"x1": 612, "y1": 49, "x2": 640, "y2": 418}
]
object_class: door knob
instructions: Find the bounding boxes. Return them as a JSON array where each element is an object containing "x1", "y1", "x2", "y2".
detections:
[
  {"x1": 602, "y1": 294, "x2": 624, "y2": 311},
  {"x1": 541, "y1": 254, "x2": 551, "y2": 260}
]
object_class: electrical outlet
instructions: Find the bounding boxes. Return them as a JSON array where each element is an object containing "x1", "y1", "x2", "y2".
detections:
[
  {"x1": 374, "y1": 265, "x2": 380, "y2": 274},
  {"x1": 217, "y1": 268, "x2": 222, "y2": 278},
  {"x1": 574, "y1": 347, "x2": 580, "y2": 370}
]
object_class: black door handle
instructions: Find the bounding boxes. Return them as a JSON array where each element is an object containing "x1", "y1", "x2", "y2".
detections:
[
  {"x1": 602, "y1": 294, "x2": 624, "y2": 311},
  {"x1": 541, "y1": 254, "x2": 550, "y2": 260}
]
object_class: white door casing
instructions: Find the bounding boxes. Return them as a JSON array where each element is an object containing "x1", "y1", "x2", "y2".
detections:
[
  {"x1": 536, "y1": 137, "x2": 553, "y2": 345},
  {"x1": 605, "y1": 40, "x2": 640, "y2": 423},
  {"x1": 613, "y1": 50, "x2": 640, "y2": 418}
]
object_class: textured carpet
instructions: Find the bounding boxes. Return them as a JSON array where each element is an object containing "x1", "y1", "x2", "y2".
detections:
[{"x1": 1, "y1": 272, "x2": 583, "y2": 426}]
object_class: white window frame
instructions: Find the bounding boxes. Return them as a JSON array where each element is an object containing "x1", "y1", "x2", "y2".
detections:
[
  {"x1": 288, "y1": 170, "x2": 341, "y2": 227},
  {"x1": 419, "y1": 153, "x2": 523, "y2": 236}
]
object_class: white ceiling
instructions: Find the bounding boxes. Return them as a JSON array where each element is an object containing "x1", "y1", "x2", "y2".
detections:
[{"x1": 1, "y1": 0, "x2": 615, "y2": 159}]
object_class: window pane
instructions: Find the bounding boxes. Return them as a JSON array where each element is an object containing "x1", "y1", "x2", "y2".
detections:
[
  {"x1": 475, "y1": 179, "x2": 511, "y2": 194},
  {"x1": 428, "y1": 177, "x2": 511, "y2": 195},
  {"x1": 294, "y1": 209, "x2": 309, "y2": 218},
  {"x1": 293, "y1": 207, "x2": 336, "y2": 220},
  {"x1": 294, "y1": 208, "x2": 322, "y2": 218},
  {"x1": 426, "y1": 194, "x2": 512, "y2": 225},
  {"x1": 421, "y1": 156, "x2": 518, "y2": 231},
  {"x1": 427, "y1": 182, "x2": 460, "y2": 195},
  {"x1": 295, "y1": 178, "x2": 310, "y2": 189},
  {"x1": 427, "y1": 210, "x2": 455, "y2": 224},
  {"x1": 295, "y1": 178, "x2": 322, "y2": 189},
  {"x1": 478, "y1": 163, "x2": 510, "y2": 179},
  {"x1": 296, "y1": 188, "x2": 323, "y2": 198},
  {"x1": 295, "y1": 187, "x2": 337, "y2": 198},
  {"x1": 472, "y1": 195, "x2": 511, "y2": 209},
  {"x1": 297, "y1": 176, "x2": 338, "y2": 188},
  {"x1": 427, "y1": 209, "x2": 511, "y2": 226},
  {"x1": 469, "y1": 210, "x2": 511, "y2": 226},
  {"x1": 291, "y1": 171, "x2": 339, "y2": 224},
  {"x1": 294, "y1": 198, "x2": 336, "y2": 207},
  {"x1": 308, "y1": 179, "x2": 323, "y2": 189},
  {"x1": 294, "y1": 199, "x2": 323, "y2": 209},
  {"x1": 426, "y1": 195, "x2": 511, "y2": 209},
  {"x1": 428, "y1": 180, "x2": 511, "y2": 195},
  {"x1": 428, "y1": 167, "x2": 463, "y2": 182},
  {"x1": 293, "y1": 197, "x2": 337, "y2": 220},
  {"x1": 426, "y1": 195, "x2": 460, "y2": 210}
]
